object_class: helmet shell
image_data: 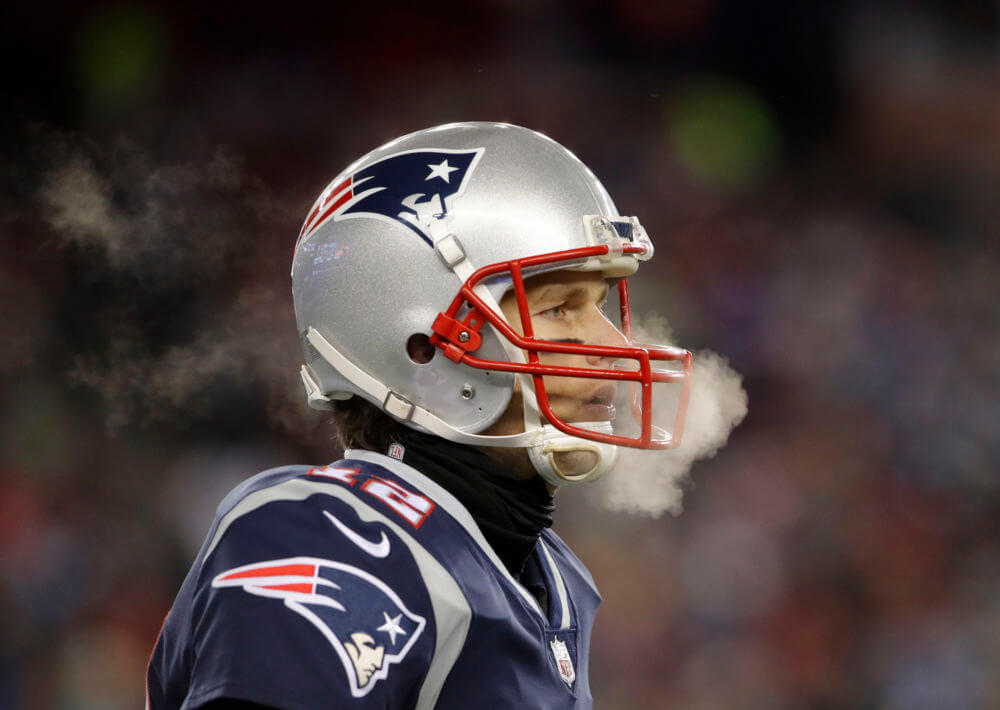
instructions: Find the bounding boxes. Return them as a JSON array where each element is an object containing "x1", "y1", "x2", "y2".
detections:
[{"x1": 292, "y1": 122, "x2": 621, "y2": 433}]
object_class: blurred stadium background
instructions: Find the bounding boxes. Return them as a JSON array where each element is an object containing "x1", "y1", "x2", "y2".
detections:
[{"x1": 2, "y1": 1, "x2": 998, "y2": 707}]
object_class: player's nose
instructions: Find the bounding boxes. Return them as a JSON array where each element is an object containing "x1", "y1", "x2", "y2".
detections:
[{"x1": 583, "y1": 309, "x2": 628, "y2": 366}]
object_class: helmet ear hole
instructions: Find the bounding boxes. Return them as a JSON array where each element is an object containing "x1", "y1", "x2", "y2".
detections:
[{"x1": 406, "y1": 333, "x2": 436, "y2": 364}]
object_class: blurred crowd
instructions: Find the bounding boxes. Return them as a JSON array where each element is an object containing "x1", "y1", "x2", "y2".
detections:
[{"x1": 1, "y1": 1, "x2": 998, "y2": 708}]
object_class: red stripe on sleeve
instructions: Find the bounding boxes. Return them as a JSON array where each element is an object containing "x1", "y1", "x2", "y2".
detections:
[{"x1": 220, "y1": 563, "x2": 316, "y2": 580}]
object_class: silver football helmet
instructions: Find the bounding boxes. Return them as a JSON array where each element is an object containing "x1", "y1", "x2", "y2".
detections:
[{"x1": 291, "y1": 122, "x2": 691, "y2": 486}]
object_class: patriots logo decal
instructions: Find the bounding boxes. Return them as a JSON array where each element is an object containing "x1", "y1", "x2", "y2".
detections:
[
  {"x1": 212, "y1": 556, "x2": 426, "y2": 697},
  {"x1": 296, "y1": 147, "x2": 484, "y2": 251}
]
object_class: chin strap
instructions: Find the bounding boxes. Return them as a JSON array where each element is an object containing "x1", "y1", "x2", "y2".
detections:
[
  {"x1": 512, "y1": 370, "x2": 615, "y2": 485},
  {"x1": 526, "y1": 422, "x2": 620, "y2": 486}
]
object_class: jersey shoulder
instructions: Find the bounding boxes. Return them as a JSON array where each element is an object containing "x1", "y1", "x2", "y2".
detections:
[
  {"x1": 151, "y1": 456, "x2": 473, "y2": 710},
  {"x1": 201, "y1": 453, "x2": 460, "y2": 565}
]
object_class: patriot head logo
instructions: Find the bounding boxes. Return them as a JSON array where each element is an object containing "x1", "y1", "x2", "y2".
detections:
[
  {"x1": 213, "y1": 556, "x2": 426, "y2": 697},
  {"x1": 296, "y1": 147, "x2": 484, "y2": 252}
]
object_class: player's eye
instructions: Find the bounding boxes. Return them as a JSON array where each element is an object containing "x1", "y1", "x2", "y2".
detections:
[{"x1": 540, "y1": 304, "x2": 567, "y2": 319}]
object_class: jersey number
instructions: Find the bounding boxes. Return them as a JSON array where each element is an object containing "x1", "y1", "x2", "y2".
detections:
[{"x1": 309, "y1": 467, "x2": 435, "y2": 528}]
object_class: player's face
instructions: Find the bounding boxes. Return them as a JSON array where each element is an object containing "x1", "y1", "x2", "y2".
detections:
[
  {"x1": 478, "y1": 269, "x2": 629, "y2": 481},
  {"x1": 501, "y1": 269, "x2": 628, "y2": 423},
  {"x1": 484, "y1": 269, "x2": 628, "y2": 433}
]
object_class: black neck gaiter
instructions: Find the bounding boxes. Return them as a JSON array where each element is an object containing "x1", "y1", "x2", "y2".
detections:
[{"x1": 388, "y1": 426, "x2": 554, "y2": 578}]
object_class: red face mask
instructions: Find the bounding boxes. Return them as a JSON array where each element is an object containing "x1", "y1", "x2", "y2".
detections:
[{"x1": 430, "y1": 241, "x2": 693, "y2": 450}]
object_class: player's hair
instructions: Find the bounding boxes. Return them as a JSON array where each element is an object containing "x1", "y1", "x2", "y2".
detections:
[{"x1": 330, "y1": 396, "x2": 400, "y2": 453}]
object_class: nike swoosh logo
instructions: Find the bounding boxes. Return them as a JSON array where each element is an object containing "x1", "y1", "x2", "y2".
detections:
[{"x1": 323, "y1": 510, "x2": 391, "y2": 558}]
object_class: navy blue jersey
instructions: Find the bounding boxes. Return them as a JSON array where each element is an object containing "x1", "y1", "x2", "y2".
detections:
[{"x1": 147, "y1": 449, "x2": 601, "y2": 709}]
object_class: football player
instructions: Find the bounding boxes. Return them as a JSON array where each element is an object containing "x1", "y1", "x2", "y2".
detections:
[{"x1": 147, "y1": 122, "x2": 692, "y2": 709}]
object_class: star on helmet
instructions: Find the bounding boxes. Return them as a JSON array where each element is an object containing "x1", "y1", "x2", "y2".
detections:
[{"x1": 426, "y1": 159, "x2": 459, "y2": 182}]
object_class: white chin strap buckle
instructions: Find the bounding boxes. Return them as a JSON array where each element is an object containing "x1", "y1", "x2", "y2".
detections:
[{"x1": 528, "y1": 422, "x2": 619, "y2": 486}]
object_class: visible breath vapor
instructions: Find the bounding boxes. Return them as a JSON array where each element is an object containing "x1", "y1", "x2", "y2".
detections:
[
  {"x1": 40, "y1": 139, "x2": 271, "y2": 279},
  {"x1": 38, "y1": 137, "x2": 318, "y2": 438},
  {"x1": 590, "y1": 313, "x2": 748, "y2": 516},
  {"x1": 68, "y1": 289, "x2": 307, "y2": 433}
]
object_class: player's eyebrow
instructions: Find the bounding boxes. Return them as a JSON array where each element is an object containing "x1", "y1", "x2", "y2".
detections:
[{"x1": 531, "y1": 283, "x2": 608, "y2": 305}]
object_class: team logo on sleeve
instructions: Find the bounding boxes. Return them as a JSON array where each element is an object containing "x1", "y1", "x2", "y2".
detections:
[
  {"x1": 297, "y1": 147, "x2": 484, "y2": 249},
  {"x1": 213, "y1": 556, "x2": 426, "y2": 697}
]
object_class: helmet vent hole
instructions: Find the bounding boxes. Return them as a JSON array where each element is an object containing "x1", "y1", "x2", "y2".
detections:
[{"x1": 406, "y1": 333, "x2": 436, "y2": 364}]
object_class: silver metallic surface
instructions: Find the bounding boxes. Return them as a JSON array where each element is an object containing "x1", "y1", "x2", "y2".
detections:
[{"x1": 291, "y1": 122, "x2": 635, "y2": 435}]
